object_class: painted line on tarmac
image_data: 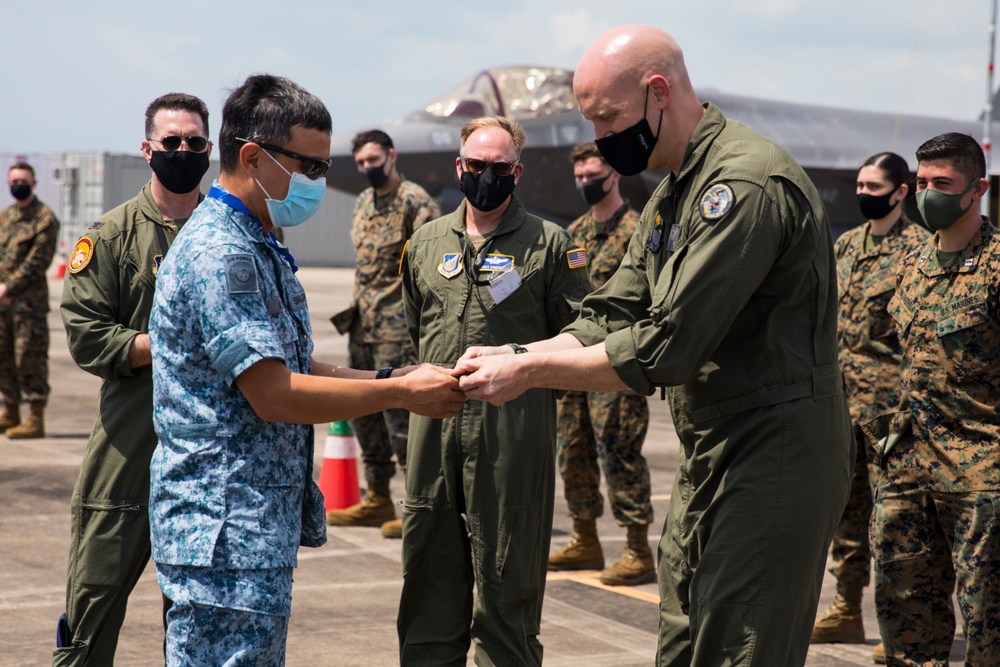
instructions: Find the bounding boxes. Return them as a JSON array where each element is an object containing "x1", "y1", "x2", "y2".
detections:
[
  {"x1": 546, "y1": 570, "x2": 660, "y2": 604},
  {"x1": 650, "y1": 493, "x2": 671, "y2": 502}
]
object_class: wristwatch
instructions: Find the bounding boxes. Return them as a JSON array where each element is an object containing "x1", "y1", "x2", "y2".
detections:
[
  {"x1": 507, "y1": 343, "x2": 528, "y2": 354},
  {"x1": 375, "y1": 366, "x2": 395, "y2": 379}
]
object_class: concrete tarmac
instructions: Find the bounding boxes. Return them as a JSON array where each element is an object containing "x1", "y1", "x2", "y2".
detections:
[{"x1": 0, "y1": 268, "x2": 964, "y2": 666}]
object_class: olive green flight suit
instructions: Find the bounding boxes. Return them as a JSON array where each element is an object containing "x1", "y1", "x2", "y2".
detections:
[
  {"x1": 398, "y1": 197, "x2": 591, "y2": 666},
  {"x1": 55, "y1": 182, "x2": 193, "y2": 667},
  {"x1": 564, "y1": 103, "x2": 853, "y2": 666}
]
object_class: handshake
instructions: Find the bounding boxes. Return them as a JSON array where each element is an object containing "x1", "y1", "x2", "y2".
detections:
[{"x1": 391, "y1": 344, "x2": 532, "y2": 418}]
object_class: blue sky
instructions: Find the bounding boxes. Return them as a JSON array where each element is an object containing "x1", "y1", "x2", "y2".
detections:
[{"x1": 1, "y1": 0, "x2": 992, "y2": 155}]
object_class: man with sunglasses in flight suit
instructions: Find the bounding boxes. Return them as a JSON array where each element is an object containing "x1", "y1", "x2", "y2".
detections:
[
  {"x1": 55, "y1": 93, "x2": 213, "y2": 666},
  {"x1": 397, "y1": 115, "x2": 592, "y2": 666},
  {"x1": 455, "y1": 26, "x2": 852, "y2": 666}
]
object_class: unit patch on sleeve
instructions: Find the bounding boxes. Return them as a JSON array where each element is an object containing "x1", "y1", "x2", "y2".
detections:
[
  {"x1": 224, "y1": 254, "x2": 259, "y2": 294},
  {"x1": 438, "y1": 252, "x2": 463, "y2": 279},
  {"x1": 68, "y1": 237, "x2": 95, "y2": 274},
  {"x1": 566, "y1": 248, "x2": 588, "y2": 270},
  {"x1": 700, "y1": 183, "x2": 735, "y2": 221}
]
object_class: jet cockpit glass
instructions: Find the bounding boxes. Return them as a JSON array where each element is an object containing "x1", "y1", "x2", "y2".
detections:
[{"x1": 423, "y1": 66, "x2": 577, "y2": 120}]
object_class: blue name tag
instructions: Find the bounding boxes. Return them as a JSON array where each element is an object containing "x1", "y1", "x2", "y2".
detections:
[{"x1": 480, "y1": 253, "x2": 514, "y2": 272}]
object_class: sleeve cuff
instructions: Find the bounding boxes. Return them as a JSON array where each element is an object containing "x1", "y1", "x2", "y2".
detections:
[
  {"x1": 208, "y1": 321, "x2": 285, "y2": 385},
  {"x1": 604, "y1": 328, "x2": 655, "y2": 396}
]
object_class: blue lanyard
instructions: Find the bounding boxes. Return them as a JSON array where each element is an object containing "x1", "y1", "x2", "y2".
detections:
[{"x1": 207, "y1": 185, "x2": 298, "y2": 272}]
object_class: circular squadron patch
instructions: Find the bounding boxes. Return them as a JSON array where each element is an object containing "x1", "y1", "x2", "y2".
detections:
[
  {"x1": 68, "y1": 237, "x2": 95, "y2": 274},
  {"x1": 699, "y1": 183, "x2": 735, "y2": 221}
]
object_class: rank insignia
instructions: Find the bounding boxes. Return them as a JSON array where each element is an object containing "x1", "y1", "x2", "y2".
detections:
[
  {"x1": 700, "y1": 183, "x2": 735, "y2": 221},
  {"x1": 152, "y1": 254, "x2": 163, "y2": 276},
  {"x1": 480, "y1": 253, "x2": 514, "y2": 272},
  {"x1": 224, "y1": 254, "x2": 258, "y2": 294},
  {"x1": 68, "y1": 237, "x2": 95, "y2": 274},
  {"x1": 566, "y1": 248, "x2": 588, "y2": 269},
  {"x1": 438, "y1": 253, "x2": 463, "y2": 278}
]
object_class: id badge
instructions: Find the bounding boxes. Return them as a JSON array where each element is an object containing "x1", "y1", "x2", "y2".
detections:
[{"x1": 487, "y1": 269, "x2": 521, "y2": 304}]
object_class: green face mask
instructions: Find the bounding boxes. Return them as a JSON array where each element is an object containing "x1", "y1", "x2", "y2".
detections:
[{"x1": 916, "y1": 178, "x2": 978, "y2": 231}]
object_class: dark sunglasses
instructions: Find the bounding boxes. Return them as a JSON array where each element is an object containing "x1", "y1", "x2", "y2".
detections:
[
  {"x1": 461, "y1": 156, "x2": 519, "y2": 177},
  {"x1": 151, "y1": 135, "x2": 209, "y2": 153},
  {"x1": 254, "y1": 141, "x2": 332, "y2": 181}
]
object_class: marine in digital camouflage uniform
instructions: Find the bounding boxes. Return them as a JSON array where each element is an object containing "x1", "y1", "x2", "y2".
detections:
[
  {"x1": 867, "y1": 133, "x2": 1000, "y2": 666},
  {"x1": 548, "y1": 142, "x2": 654, "y2": 587},
  {"x1": 326, "y1": 130, "x2": 441, "y2": 536},
  {"x1": 812, "y1": 153, "x2": 929, "y2": 651},
  {"x1": 0, "y1": 162, "x2": 60, "y2": 438}
]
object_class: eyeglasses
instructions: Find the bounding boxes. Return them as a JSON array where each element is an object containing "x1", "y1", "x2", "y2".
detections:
[
  {"x1": 150, "y1": 135, "x2": 209, "y2": 153},
  {"x1": 239, "y1": 138, "x2": 331, "y2": 180},
  {"x1": 460, "y1": 156, "x2": 519, "y2": 177}
]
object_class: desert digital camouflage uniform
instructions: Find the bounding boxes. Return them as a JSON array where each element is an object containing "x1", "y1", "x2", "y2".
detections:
[
  {"x1": 558, "y1": 202, "x2": 652, "y2": 526},
  {"x1": 868, "y1": 220, "x2": 1000, "y2": 665},
  {"x1": 348, "y1": 178, "x2": 439, "y2": 482},
  {"x1": 0, "y1": 197, "x2": 59, "y2": 407},
  {"x1": 828, "y1": 215, "x2": 928, "y2": 591}
]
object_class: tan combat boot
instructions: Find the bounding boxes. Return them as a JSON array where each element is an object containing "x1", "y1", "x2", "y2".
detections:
[
  {"x1": 548, "y1": 518, "x2": 604, "y2": 571},
  {"x1": 326, "y1": 479, "x2": 395, "y2": 527},
  {"x1": 0, "y1": 402, "x2": 19, "y2": 431},
  {"x1": 871, "y1": 641, "x2": 885, "y2": 664},
  {"x1": 380, "y1": 517, "x2": 402, "y2": 539},
  {"x1": 810, "y1": 583, "x2": 866, "y2": 643},
  {"x1": 5, "y1": 402, "x2": 43, "y2": 439},
  {"x1": 599, "y1": 523, "x2": 656, "y2": 586}
]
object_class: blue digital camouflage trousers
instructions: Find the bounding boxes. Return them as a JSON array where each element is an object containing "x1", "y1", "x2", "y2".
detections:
[
  {"x1": 872, "y1": 482, "x2": 1000, "y2": 666},
  {"x1": 157, "y1": 563, "x2": 293, "y2": 666},
  {"x1": 556, "y1": 390, "x2": 652, "y2": 526},
  {"x1": 348, "y1": 339, "x2": 416, "y2": 483}
]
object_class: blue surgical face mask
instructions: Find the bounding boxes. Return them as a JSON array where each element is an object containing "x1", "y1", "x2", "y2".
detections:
[{"x1": 256, "y1": 149, "x2": 326, "y2": 227}]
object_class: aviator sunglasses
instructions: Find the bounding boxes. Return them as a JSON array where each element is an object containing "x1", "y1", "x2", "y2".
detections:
[
  {"x1": 460, "y1": 156, "x2": 519, "y2": 177},
  {"x1": 237, "y1": 138, "x2": 332, "y2": 181},
  {"x1": 150, "y1": 135, "x2": 209, "y2": 153}
]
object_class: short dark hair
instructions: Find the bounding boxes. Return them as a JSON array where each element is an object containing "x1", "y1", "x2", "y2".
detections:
[
  {"x1": 861, "y1": 152, "x2": 910, "y2": 191},
  {"x1": 8, "y1": 161, "x2": 35, "y2": 179},
  {"x1": 145, "y1": 93, "x2": 210, "y2": 140},
  {"x1": 219, "y1": 74, "x2": 332, "y2": 173},
  {"x1": 915, "y1": 132, "x2": 986, "y2": 185},
  {"x1": 351, "y1": 129, "x2": 393, "y2": 155},
  {"x1": 568, "y1": 141, "x2": 606, "y2": 166}
]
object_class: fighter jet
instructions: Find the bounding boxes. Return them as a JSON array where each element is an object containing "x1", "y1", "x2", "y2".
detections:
[{"x1": 327, "y1": 65, "x2": 998, "y2": 238}]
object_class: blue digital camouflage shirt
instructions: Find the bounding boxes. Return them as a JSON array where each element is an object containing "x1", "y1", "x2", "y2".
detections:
[{"x1": 149, "y1": 180, "x2": 325, "y2": 572}]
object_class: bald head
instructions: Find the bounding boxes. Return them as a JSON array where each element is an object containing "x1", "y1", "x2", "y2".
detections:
[{"x1": 574, "y1": 24, "x2": 703, "y2": 173}]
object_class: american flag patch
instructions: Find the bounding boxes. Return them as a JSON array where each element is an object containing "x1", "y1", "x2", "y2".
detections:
[{"x1": 566, "y1": 248, "x2": 588, "y2": 269}]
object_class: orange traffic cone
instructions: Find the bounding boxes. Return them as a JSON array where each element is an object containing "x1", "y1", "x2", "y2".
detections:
[
  {"x1": 318, "y1": 421, "x2": 361, "y2": 511},
  {"x1": 52, "y1": 256, "x2": 67, "y2": 279}
]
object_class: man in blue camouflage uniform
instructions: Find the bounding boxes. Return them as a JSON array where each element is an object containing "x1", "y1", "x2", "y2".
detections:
[
  {"x1": 866, "y1": 133, "x2": 1000, "y2": 666},
  {"x1": 327, "y1": 129, "x2": 440, "y2": 538},
  {"x1": 149, "y1": 74, "x2": 463, "y2": 665},
  {"x1": 811, "y1": 153, "x2": 928, "y2": 664},
  {"x1": 547, "y1": 142, "x2": 654, "y2": 587}
]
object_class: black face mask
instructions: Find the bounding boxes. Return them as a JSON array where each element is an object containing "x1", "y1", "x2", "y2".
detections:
[
  {"x1": 858, "y1": 188, "x2": 899, "y2": 221},
  {"x1": 9, "y1": 183, "x2": 32, "y2": 201},
  {"x1": 594, "y1": 84, "x2": 663, "y2": 176},
  {"x1": 460, "y1": 167, "x2": 516, "y2": 212},
  {"x1": 150, "y1": 150, "x2": 210, "y2": 194},
  {"x1": 577, "y1": 173, "x2": 612, "y2": 206},
  {"x1": 364, "y1": 160, "x2": 391, "y2": 189}
]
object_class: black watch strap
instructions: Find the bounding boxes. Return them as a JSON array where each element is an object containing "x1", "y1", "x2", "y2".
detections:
[
  {"x1": 507, "y1": 343, "x2": 528, "y2": 354},
  {"x1": 376, "y1": 366, "x2": 395, "y2": 379}
]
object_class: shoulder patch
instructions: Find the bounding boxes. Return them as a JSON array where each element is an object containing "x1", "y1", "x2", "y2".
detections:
[
  {"x1": 398, "y1": 239, "x2": 410, "y2": 276},
  {"x1": 700, "y1": 183, "x2": 735, "y2": 221},
  {"x1": 224, "y1": 254, "x2": 258, "y2": 294},
  {"x1": 68, "y1": 237, "x2": 95, "y2": 274},
  {"x1": 566, "y1": 248, "x2": 588, "y2": 270}
]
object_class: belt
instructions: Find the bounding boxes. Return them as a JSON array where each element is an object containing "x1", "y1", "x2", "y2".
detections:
[{"x1": 689, "y1": 363, "x2": 842, "y2": 423}]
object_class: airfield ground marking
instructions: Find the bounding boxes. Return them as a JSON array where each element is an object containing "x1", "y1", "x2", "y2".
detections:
[{"x1": 546, "y1": 570, "x2": 660, "y2": 604}]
